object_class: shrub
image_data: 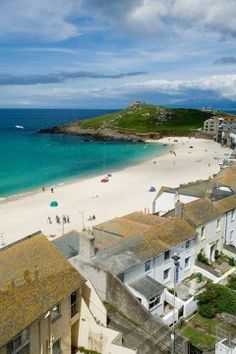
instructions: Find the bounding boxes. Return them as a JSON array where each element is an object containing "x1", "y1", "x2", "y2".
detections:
[
  {"x1": 198, "y1": 304, "x2": 217, "y2": 318},
  {"x1": 195, "y1": 272, "x2": 203, "y2": 283},
  {"x1": 228, "y1": 257, "x2": 235, "y2": 266},
  {"x1": 195, "y1": 282, "x2": 236, "y2": 318},
  {"x1": 227, "y1": 275, "x2": 236, "y2": 290},
  {"x1": 197, "y1": 252, "x2": 210, "y2": 265}
]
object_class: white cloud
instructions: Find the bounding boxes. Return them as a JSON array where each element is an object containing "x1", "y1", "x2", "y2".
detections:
[
  {"x1": 20, "y1": 74, "x2": 236, "y2": 101},
  {"x1": 0, "y1": 0, "x2": 235, "y2": 41}
]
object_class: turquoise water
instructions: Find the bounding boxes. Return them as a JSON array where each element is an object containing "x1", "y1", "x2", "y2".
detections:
[{"x1": 0, "y1": 109, "x2": 167, "y2": 197}]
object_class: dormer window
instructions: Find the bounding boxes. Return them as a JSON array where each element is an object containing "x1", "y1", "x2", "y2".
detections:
[
  {"x1": 145, "y1": 260, "x2": 151, "y2": 272},
  {"x1": 164, "y1": 250, "x2": 170, "y2": 260},
  {"x1": 200, "y1": 226, "x2": 206, "y2": 241}
]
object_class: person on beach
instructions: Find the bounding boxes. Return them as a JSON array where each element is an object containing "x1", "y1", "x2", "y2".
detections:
[
  {"x1": 66, "y1": 215, "x2": 70, "y2": 223},
  {"x1": 51, "y1": 187, "x2": 54, "y2": 193},
  {"x1": 56, "y1": 215, "x2": 60, "y2": 224},
  {"x1": 92, "y1": 214, "x2": 96, "y2": 220},
  {"x1": 62, "y1": 215, "x2": 67, "y2": 224},
  {"x1": 42, "y1": 186, "x2": 45, "y2": 192},
  {"x1": 47, "y1": 216, "x2": 52, "y2": 224}
]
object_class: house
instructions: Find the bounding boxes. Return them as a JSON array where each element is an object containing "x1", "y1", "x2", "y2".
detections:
[
  {"x1": 80, "y1": 212, "x2": 197, "y2": 323},
  {"x1": 0, "y1": 231, "x2": 136, "y2": 354},
  {"x1": 152, "y1": 164, "x2": 236, "y2": 215},
  {"x1": 202, "y1": 116, "x2": 236, "y2": 143},
  {"x1": 0, "y1": 231, "x2": 85, "y2": 354}
]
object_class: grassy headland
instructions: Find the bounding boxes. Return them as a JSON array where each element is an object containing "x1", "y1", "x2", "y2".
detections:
[{"x1": 39, "y1": 101, "x2": 232, "y2": 141}]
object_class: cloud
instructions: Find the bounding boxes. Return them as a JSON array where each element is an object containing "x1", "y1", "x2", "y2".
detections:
[
  {"x1": 47, "y1": 75, "x2": 236, "y2": 101},
  {"x1": 0, "y1": 0, "x2": 236, "y2": 41},
  {"x1": 214, "y1": 56, "x2": 236, "y2": 65},
  {"x1": 0, "y1": 70, "x2": 146, "y2": 85},
  {"x1": 82, "y1": 0, "x2": 236, "y2": 37}
]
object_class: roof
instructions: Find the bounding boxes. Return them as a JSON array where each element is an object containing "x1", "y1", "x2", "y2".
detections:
[
  {"x1": 0, "y1": 232, "x2": 84, "y2": 347},
  {"x1": 165, "y1": 194, "x2": 236, "y2": 227},
  {"x1": 181, "y1": 198, "x2": 223, "y2": 226},
  {"x1": 154, "y1": 164, "x2": 236, "y2": 201},
  {"x1": 93, "y1": 215, "x2": 197, "y2": 275},
  {"x1": 128, "y1": 275, "x2": 164, "y2": 299},
  {"x1": 52, "y1": 230, "x2": 80, "y2": 259},
  {"x1": 93, "y1": 211, "x2": 164, "y2": 249}
]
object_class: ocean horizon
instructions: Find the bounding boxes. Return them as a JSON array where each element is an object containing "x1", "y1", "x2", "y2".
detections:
[{"x1": 0, "y1": 108, "x2": 167, "y2": 198}]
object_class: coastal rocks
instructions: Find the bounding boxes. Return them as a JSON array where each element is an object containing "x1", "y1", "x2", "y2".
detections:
[{"x1": 38, "y1": 125, "x2": 145, "y2": 143}]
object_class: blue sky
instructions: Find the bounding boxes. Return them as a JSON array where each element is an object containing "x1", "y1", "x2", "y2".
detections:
[{"x1": 0, "y1": 0, "x2": 236, "y2": 108}]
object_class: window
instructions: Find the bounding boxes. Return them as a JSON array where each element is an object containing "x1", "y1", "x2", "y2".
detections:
[
  {"x1": 185, "y1": 257, "x2": 190, "y2": 269},
  {"x1": 164, "y1": 250, "x2": 170, "y2": 260},
  {"x1": 163, "y1": 268, "x2": 170, "y2": 282},
  {"x1": 53, "y1": 339, "x2": 61, "y2": 354},
  {"x1": 71, "y1": 291, "x2": 78, "y2": 317},
  {"x1": 200, "y1": 226, "x2": 206, "y2": 241},
  {"x1": 51, "y1": 304, "x2": 61, "y2": 321},
  {"x1": 7, "y1": 329, "x2": 30, "y2": 354},
  {"x1": 145, "y1": 260, "x2": 151, "y2": 272},
  {"x1": 231, "y1": 210, "x2": 235, "y2": 221},
  {"x1": 149, "y1": 295, "x2": 160, "y2": 309},
  {"x1": 217, "y1": 218, "x2": 221, "y2": 231},
  {"x1": 186, "y1": 240, "x2": 190, "y2": 249}
]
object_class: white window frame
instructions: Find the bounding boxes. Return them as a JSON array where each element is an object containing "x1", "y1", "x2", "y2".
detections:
[
  {"x1": 163, "y1": 268, "x2": 170, "y2": 283},
  {"x1": 185, "y1": 256, "x2": 191, "y2": 270},
  {"x1": 7, "y1": 328, "x2": 30, "y2": 354},
  {"x1": 145, "y1": 260, "x2": 151, "y2": 272},
  {"x1": 217, "y1": 218, "x2": 221, "y2": 232},
  {"x1": 200, "y1": 226, "x2": 206, "y2": 241},
  {"x1": 149, "y1": 295, "x2": 160, "y2": 309}
]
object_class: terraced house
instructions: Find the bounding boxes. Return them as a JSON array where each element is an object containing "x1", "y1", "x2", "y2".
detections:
[
  {"x1": 0, "y1": 232, "x2": 136, "y2": 354},
  {"x1": 0, "y1": 232, "x2": 85, "y2": 354}
]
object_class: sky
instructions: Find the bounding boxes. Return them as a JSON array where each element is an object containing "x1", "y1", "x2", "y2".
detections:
[{"x1": 0, "y1": 0, "x2": 236, "y2": 109}]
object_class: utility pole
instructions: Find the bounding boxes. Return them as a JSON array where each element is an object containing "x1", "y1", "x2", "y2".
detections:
[
  {"x1": 78, "y1": 211, "x2": 86, "y2": 231},
  {"x1": 171, "y1": 253, "x2": 180, "y2": 354}
]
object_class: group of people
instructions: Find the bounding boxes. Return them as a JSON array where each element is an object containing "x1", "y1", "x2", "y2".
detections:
[
  {"x1": 88, "y1": 215, "x2": 96, "y2": 221},
  {"x1": 47, "y1": 215, "x2": 70, "y2": 224}
]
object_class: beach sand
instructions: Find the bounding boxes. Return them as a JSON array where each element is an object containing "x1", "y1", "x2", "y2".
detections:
[{"x1": 0, "y1": 137, "x2": 232, "y2": 246}]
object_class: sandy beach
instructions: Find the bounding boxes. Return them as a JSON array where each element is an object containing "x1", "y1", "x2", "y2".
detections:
[{"x1": 0, "y1": 137, "x2": 232, "y2": 246}]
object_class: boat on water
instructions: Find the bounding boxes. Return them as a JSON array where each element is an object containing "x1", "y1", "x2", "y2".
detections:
[{"x1": 15, "y1": 125, "x2": 25, "y2": 129}]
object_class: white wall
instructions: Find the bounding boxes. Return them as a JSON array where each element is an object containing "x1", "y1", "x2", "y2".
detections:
[
  {"x1": 216, "y1": 339, "x2": 236, "y2": 354},
  {"x1": 78, "y1": 298, "x2": 137, "y2": 354},
  {"x1": 124, "y1": 238, "x2": 196, "y2": 289},
  {"x1": 153, "y1": 192, "x2": 197, "y2": 214},
  {"x1": 195, "y1": 216, "x2": 225, "y2": 260},
  {"x1": 225, "y1": 209, "x2": 236, "y2": 247}
]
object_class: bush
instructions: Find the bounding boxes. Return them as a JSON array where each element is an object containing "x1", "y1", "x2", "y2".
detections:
[
  {"x1": 195, "y1": 282, "x2": 236, "y2": 318},
  {"x1": 197, "y1": 252, "x2": 210, "y2": 265},
  {"x1": 196, "y1": 272, "x2": 203, "y2": 283},
  {"x1": 198, "y1": 304, "x2": 217, "y2": 318},
  {"x1": 227, "y1": 275, "x2": 236, "y2": 290},
  {"x1": 228, "y1": 257, "x2": 235, "y2": 266}
]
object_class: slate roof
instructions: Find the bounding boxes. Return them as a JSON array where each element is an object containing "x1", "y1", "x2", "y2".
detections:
[
  {"x1": 165, "y1": 194, "x2": 236, "y2": 227},
  {"x1": 52, "y1": 230, "x2": 80, "y2": 259},
  {"x1": 154, "y1": 164, "x2": 236, "y2": 201},
  {"x1": 93, "y1": 216, "x2": 197, "y2": 275},
  {"x1": 180, "y1": 198, "x2": 223, "y2": 227},
  {"x1": 0, "y1": 232, "x2": 85, "y2": 347},
  {"x1": 128, "y1": 275, "x2": 164, "y2": 299}
]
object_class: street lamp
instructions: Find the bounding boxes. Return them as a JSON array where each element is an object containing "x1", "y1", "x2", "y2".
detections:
[
  {"x1": 171, "y1": 253, "x2": 180, "y2": 354},
  {"x1": 78, "y1": 211, "x2": 86, "y2": 231}
]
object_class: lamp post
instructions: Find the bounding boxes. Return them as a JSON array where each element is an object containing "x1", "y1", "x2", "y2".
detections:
[
  {"x1": 78, "y1": 211, "x2": 86, "y2": 231},
  {"x1": 171, "y1": 253, "x2": 180, "y2": 354}
]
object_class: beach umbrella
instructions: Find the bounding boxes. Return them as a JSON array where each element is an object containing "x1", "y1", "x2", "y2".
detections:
[
  {"x1": 50, "y1": 201, "x2": 59, "y2": 207},
  {"x1": 149, "y1": 186, "x2": 156, "y2": 192}
]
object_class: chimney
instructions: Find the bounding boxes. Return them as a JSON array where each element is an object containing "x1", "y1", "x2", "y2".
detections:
[
  {"x1": 205, "y1": 187, "x2": 213, "y2": 201},
  {"x1": 79, "y1": 230, "x2": 95, "y2": 259},
  {"x1": 175, "y1": 198, "x2": 184, "y2": 218}
]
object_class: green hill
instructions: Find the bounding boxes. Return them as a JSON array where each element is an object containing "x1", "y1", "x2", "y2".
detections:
[{"x1": 40, "y1": 102, "x2": 232, "y2": 141}]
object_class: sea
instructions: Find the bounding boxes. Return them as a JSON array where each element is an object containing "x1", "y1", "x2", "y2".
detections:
[{"x1": 0, "y1": 108, "x2": 167, "y2": 198}]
